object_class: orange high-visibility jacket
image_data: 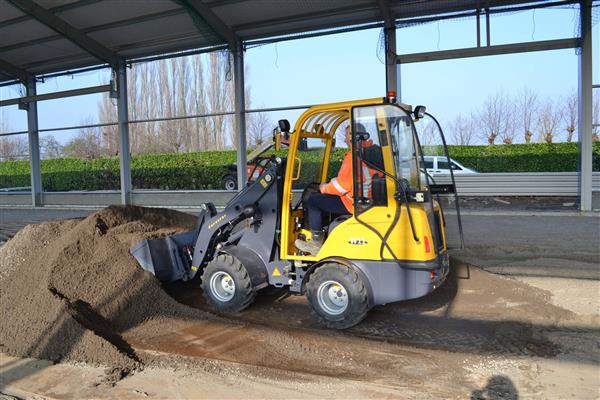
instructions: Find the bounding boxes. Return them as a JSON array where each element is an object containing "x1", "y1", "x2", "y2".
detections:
[{"x1": 321, "y1": 145, "x2": 376, "y2": 213}]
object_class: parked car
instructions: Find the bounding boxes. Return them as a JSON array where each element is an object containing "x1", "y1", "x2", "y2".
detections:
[{"x1": 422, "y1": 156, "x2": 477, "y2": 175}]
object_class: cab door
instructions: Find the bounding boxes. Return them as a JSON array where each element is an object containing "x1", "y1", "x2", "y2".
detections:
[{"x1": 413, "y1": 113, "x2": 464, "y2": 250}]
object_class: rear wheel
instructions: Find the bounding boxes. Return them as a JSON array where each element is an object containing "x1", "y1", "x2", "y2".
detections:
[
  {"x1": 222, "y1": 175, "x2": 237, "y2": 191},
  {"x1": 201, "y1": 254, "x2": 256, "y2": 312},
  {"x1": 306, "y1": 263, "x2": 370, "y2": 329}
]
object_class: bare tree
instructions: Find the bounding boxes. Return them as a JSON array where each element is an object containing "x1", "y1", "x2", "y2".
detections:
[
  {"x1": 64, "y1": 118, "x2": 105, "y2": 159},
  {"x1": 40, "y1": 135, "x2": 63, "y2": 159},
  {"x1": 208, "y1": 52, "x2": 232, "y2": 149},
  {"x1": 0, "y1": 108, "x2": 9, "y2": 134},
  {"x1": 516, "y1": 88, "x2": 539, "y2": 144},
  {"x1": 593, "y1": 94, "x2": 599, "y2": 142},
  {"x1": 479, "y1": 91, "x2": 510, "y2": 145},
  {"x1": 563, "y1": 92, "x2": 577, "y2": 142},
  {"x1": 190, "y1": 55, "x2": 211, "y2": 151},
  {"x1": 0, "y1": 111, "x2": 28, "y2": 161},
  {"x1": 450, "y1": 113, "x2": 476, "y2": 145},
  {"x1": 98, "y1": 95, "x2": 118, "y2": 155},
  {"x1": 95, "y1": 51, "x2": 247, "y2": 154},
  {"x1": 247, "y1": 111, "x2": 273, "y2": 147},
  {"x1": 499, "y1": 102, "x2": 518, "y2": 145},
  {"x1": 537, "y1": 99, "x2": 561, "y2": 143},
  {"x1": 0, "y1": 137, "x2": 28, "y2": 161}
]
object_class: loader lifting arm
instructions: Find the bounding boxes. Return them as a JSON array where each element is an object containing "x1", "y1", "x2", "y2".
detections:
[{"x1": 130, "y1": 157, "x2": 284, "y2": 283}]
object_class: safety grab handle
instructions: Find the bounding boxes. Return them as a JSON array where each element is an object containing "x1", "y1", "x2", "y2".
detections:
[{"x1": 292, "y1": 158, "x2": 302, "y2": 181}]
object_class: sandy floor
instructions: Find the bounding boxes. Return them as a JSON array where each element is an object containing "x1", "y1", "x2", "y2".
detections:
[
  {"x1": 1, "y1": 208, "x2": 598, "y2": 399},
  {"x1": 2, "y1": 264, "x2": 598, "y2": 399}
]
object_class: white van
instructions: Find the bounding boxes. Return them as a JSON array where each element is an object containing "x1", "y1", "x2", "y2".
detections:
[{"x1": 422, "y1": 156, "x2": 477, "y2": 176}]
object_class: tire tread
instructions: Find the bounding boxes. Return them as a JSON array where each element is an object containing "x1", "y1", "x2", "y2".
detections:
[
  {"x1": 201, "y1": 253, "x2": 256, "y2": 313},
  {"x1": 306, "y1": 262, "x2": 370, "y2": 329}
]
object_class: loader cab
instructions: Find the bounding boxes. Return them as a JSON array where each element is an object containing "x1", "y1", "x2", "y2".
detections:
[{"x1": 280, "y1": 98, "x2": 441, "y2": 263}]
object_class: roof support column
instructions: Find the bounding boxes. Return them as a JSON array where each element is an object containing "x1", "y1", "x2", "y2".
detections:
[
  {"x1": 396, "y1": 62, "x2": 402, "y2": 102},
  {"x1": 116, "y1": 63, "x2": 131, "y2": 205},
  {"x1": 578, "y1": 0, "x2": 593, "y2": 211},
  {"x1": 26, "y1": 77, "x2": 42, "y2": 206},
  {"x1": 384, "y1": 24, "x2": 397, "y2": 95},
  {"x1": 233, "y1": 41, "x2": 247, "y2": 190}
]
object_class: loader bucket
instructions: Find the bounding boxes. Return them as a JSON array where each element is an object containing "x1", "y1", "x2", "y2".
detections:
[{"x1": 130, "y1": 230, "x2": 196, "y2": 282}]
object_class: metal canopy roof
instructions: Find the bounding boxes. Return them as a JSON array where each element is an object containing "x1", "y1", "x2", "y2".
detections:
[{"x1": 0, "y1": 0, "x2": 567, "y2": 84}]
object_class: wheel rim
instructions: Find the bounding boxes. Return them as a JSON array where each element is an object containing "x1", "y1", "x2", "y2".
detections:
[
  {"x1": 317, "y1": 280, "x2": 348, "y2": 316},
  {"x1": 209, "y1": 271, "x2": 236, "y2": 302},
  {"x1": 225, "y1": 179, "x2": 236, "y2": 190}
]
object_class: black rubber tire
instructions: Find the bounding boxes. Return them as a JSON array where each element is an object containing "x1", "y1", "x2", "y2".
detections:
[
  {"x1": 222, "y1": 175, "x2": 237, "y2": 191},
  {"x1": 306, "y1": 263, "x2": 371, "y2": 329},
  {"x1": 201, "y1": 254, "x2": 256, "y2": 313}
]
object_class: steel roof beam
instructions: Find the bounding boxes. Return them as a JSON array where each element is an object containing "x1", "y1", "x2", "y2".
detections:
[
  {"x1": 0, "y1": 57, "x2": 29, "y2": 84},
  {"x1": 6, "y1": 0, "x2": 121, "y2": 68},
  {"x1": 179, "y1": 0, "x2": 237, "y2": 49},
  {"x1": 0, "y1": 84, "x2": 111, "y2": 107},
  {"x1": 376, "y1": 0, "x2": 394, "y2": 25},
  {"x1": 398, "y1": 38, "x2": 578, "y2": 64}
]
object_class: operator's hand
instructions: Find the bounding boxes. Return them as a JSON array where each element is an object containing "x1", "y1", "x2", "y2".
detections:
[{"x1": 319, "y1": 183, "x2": 326, "y2": 193}]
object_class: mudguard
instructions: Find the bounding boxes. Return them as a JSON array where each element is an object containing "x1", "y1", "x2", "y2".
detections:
[{"x1": 221, "y1": 245, "x2": 270, "y2": 290}]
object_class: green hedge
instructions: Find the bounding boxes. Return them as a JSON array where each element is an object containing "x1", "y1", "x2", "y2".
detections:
[
  {"x1": 0, "y1": 142, "x2": 598, "y2": 191},
  {"x1": 447, "y1": 142, "x2": 600, "y2": 173}
]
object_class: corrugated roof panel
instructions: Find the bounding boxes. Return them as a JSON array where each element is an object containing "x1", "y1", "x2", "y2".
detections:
[
  {"x1": 88, "y1": 13, "x2": 216, "y2": 49},
  {"x1": 214, "y1": 0, "x2": 372, "y2": 27},
  {"x1": 118, "y1": 35, "x2": 217, "y2": 59},
  {"x1": 0, "y1": 19, "x2": 57, "y2": 47},
  {"x1": 55, "y1": 0, "x2": 182, "y2": 30},
  {"x1": 0, "y1": 1, "x2": 24, "y2": 23},
  {"x1": 35, "y1": 0, "x2": 80, "y2": 8},
  {"x1": 2, "y1": 38, "x2": 84, "y2": 68},
  {"x1": 26, "y1": 53, "x2": 99, "y2": 74},
  {"x1": 234, "y1": 7, "x2": 380, "y2": 39}
]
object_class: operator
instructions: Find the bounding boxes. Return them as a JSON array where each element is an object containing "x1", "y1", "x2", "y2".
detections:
[{"x1": 295, "y1": 124, "x2": 373, "y2": 255}]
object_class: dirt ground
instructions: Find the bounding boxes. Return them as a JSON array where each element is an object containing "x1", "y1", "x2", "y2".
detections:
[{"x1": 0, "y1": 206, "x2": 598, "y2": 399}]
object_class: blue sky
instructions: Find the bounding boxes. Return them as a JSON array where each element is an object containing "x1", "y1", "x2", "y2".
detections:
[{"x1": 0, "y1": 4, "x2": 597, "y2": 145}]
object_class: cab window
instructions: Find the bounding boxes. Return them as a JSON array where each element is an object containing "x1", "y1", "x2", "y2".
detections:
[
  {"x1": 352, "y1": 108, "x2": 392, "y2": 213},
  {"x1": 293, "y1": 137, "x2": 328, "y2": 189}
]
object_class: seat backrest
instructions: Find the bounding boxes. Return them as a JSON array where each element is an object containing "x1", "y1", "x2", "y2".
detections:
[
  {"x1": 362, "y1": 144, "x2": 384, "y2": 170},
  {"x1": 372, "y1": 173, "x2": 387, "y2": 206}
]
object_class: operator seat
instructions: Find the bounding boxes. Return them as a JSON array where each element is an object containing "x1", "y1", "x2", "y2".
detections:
[{"x1": 362, "y1": 144, "x2": 387, "y2": 206}]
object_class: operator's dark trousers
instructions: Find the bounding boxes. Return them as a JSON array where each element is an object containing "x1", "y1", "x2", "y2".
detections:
[{"x1": 305, "y1": 193, "x2": 349, "y2": 231}]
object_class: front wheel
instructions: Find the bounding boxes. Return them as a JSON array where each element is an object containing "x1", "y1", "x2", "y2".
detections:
[
  {"x1": 201, "y1": 254, "x2": 256, "y2": 313},
  {"x1": 306, "y1": 263, "x2": 370, "y2": 329}
]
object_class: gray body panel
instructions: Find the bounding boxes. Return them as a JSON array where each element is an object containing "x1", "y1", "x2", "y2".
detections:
[{"x1": 353, "y1": 252, "x2": 449, "y2": 305}]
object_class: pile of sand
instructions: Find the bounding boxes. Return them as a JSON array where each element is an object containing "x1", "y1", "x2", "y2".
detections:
[{"x1": 0, "y1": 205, "x2": 212, "y2": 375}]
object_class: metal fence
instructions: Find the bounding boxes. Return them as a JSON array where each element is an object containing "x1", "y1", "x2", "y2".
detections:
[
  {"x1": 433, "y1": 172, "x2": 600, "y2": 196},
  {"x1": 0, "y1": 172, "x2": 598, "y2": 208}
]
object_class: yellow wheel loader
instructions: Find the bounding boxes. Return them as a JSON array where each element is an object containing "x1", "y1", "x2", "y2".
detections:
[{"x1": 131, "y1": 94, "x2": 464, "y2": 329}]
